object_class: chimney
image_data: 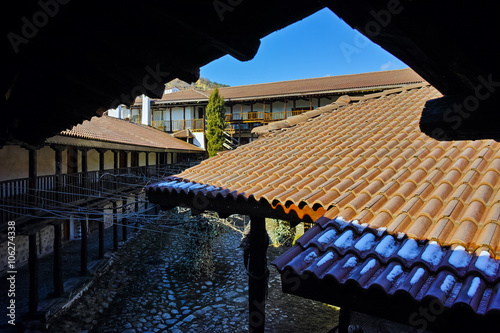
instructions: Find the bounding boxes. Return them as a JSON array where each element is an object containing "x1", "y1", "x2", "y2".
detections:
[{"x1": 141, "y1": 95, "x2": 151, "y2": 126}]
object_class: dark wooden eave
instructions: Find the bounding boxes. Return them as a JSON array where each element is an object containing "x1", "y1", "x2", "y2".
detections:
[{"x1": 1, "y1": 0, "x2": 325, "y2": 147}]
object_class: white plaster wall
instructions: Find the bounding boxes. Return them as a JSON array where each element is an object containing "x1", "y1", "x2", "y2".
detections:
[
  {"x1": 153, "y1": 110, "x2": 163, "y2": 121},
  {"x1": 0, "y1": 145, "x2": 29, "y2": 181},
  {"x1": 193, "y1": 132, "x2": 206, "y2": 149},
  {"x1": 148, "y1": 153, "x2": 157, "y2": 166},
  {"x1": 139, "y1": 152, "x2": 146, "y2": 167},
  {"x1": 171, "y1": 107, "x2": 184, "y2": 121},
  {"x1": 37, "y1": 146, "x2": 55, "y2": 177},
  {"x1": 295, "y1": 99, "x2": 312, "y2": 109},
  {"x1": 104, "y1": 150, "x2": 114, "y2": 170},
  {"x1": 272, "y1": 101, "x2": 286, "y2": 112},
  {"x1": 87, "y1": 149, "x2": 100, "y2": 172}
]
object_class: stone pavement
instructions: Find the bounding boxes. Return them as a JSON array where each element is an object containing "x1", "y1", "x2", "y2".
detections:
[{"x1": 46, "y1": 216, "x2": 339, "y2": 333}]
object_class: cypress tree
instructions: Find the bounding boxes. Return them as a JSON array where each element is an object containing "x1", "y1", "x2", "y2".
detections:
[{"x1": 205, "y1": 87, "x2": 227, "y2": 157}]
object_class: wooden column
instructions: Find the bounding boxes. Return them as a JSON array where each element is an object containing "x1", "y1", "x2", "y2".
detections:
[
  {"x1": 53, "y1": 223, "x2": 64, "y2": 296},
  {"x1": 28, "y1": 148, "x2": 37, "y2": 202},
  {"x1": 338, "y1": 307, "x2": 352, "y2": 333},
  {"x1": 170, "y1": 107, "x2": 173, "y2": 132},
  {"x1": 67, "y1": 146, "x2": 78, "y2": 174},
  {"x1": 81, "y1": 149, "x2": 88, "y2": 173},
  {"x1": 81, "y1": 216, "x2": 88, "y2": 275},
  {"x1": 183, "y1": 106, "x2": 186, "y2": 130},
  {"x1": 247, "y1": 216, "x2": 269, "y2": 333},
  {"x1": 53, "y1": 146, "x2": 63, "y2": 201},
  {"x1": 113, "y1": 151, "x2": 119, "y2": 170},
  {"x1": 81, "y1": 149, "x2": 88, "y2": 195},
  {"x1": 98, "y1": 149, "x2": 105, "y2": 172},
  {"x1": 28, "y1": 233, "x2": 39, "y2": 315}
]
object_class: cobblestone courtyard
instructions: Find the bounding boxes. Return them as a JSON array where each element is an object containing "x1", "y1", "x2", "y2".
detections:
[{"x1": 47, "y1": 215, "x2": 339, "y2": 332}]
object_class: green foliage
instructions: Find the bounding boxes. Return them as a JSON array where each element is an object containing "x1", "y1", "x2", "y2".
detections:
[
  {"x1": 175, "y1": 212, "x2": 227, "y2": 280},
  {"x1": 206, "y1": 87, "x2": 227, "y2": 157},
  {"x1": 267, "y1": 218, "x2": 296, "y2": 247}
]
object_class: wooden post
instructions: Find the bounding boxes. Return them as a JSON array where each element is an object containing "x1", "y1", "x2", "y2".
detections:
[
  {"x1": 247, "y1": 216, "x2": 269, "y2": 333},
  {"x1": 53, "y1": 223, "x2": 64, "y2": 296},
  {"x1": 28, "y1": 148, "x2": 37, "y2": 203},
  {"x1": 338, "y1": 307, "x2": 352, "y2": 333},
  {"x1": 81, "y1": 149, "x2": 88, "y2": 173},
  {"x1": 81, "y1": 149, "x2": 88, "y2": 196},
  {"x1": 29, "y1": 233, "x2": 39, "y2": 315},
  {"x1": 183, "y1": 106, "x2": 186, "y2": 130},
  {"x1": 170, "y1": 107, "x2": 173, "y2": 132},
  {"x1": 113, "y1": 201, "x2": 119, "y2": 251},
  {"x1": 98, "y1": 149, "x2": 105, "y2": 172},
  {"x1": 53, "y1": 146, "x2": 63, "y2": 204},
  {"x1": 81, "y1": 216, "x2": 88, "y2": 275},
  {"x1": 113, "y1": 150, "x2": 119, "y2": 170}
]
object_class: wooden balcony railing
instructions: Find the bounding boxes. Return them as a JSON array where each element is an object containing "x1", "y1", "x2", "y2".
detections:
[
  {"x1": 225, "y1": 109, "x2": 310, "y2": 123},
  {"x1": 152, "y1": 119, "x2": 205, "y2": 133}
]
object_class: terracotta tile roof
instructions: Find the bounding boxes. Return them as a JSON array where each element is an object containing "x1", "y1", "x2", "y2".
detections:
[
  {"x1": 272, "y1": 216, "x2": 500, "y2": 330},
  {"x1": 49, "y1": 115, "x2": 204, "y2": 152},
  {"x1": 147, "y1": 83, "x2": 500, "y2": 257},
  {"x1": 155, "y1": 68, "x2": 424, "y2": 103}
]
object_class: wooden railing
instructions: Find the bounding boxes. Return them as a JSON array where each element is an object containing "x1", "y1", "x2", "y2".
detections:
[
  {"x1": 225, "y1": 109, "x2": 309, "y2": 122},
  {"x1": 152, "y1": 119, "x2": 205, "y2": 133},
  {"x1": 0, "y1": 162, "x2": 201, "y2": 225}
]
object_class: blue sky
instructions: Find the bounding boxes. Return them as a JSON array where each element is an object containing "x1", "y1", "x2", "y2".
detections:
[{"x1": 201, "y1": 8, "x2": 408, "y2": 87}]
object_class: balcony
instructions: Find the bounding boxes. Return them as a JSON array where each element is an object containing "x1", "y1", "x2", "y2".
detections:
[
  {"x1": 152, "y1": 119, "x2": 205, "y2": 133},
  {"x1": 225, "y1": 109, "x2": 309, "y2": 123},
  {"x1": 0, "y1": 163, "x2": 200, "y2": 226}
]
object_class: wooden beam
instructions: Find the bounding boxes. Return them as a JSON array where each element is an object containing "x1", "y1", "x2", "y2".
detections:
[{"x1": 247, "y1": 216, "x2": 269, "y2": 333}]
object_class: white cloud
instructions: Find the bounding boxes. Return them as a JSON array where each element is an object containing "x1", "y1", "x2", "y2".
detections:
[{"x1": 380, "y1": 61, "x2": 396, "y2": 71}]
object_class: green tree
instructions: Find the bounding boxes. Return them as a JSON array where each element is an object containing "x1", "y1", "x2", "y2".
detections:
[{"x1": 205, "y1": 87, "x2": 227, "y2": 157}]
